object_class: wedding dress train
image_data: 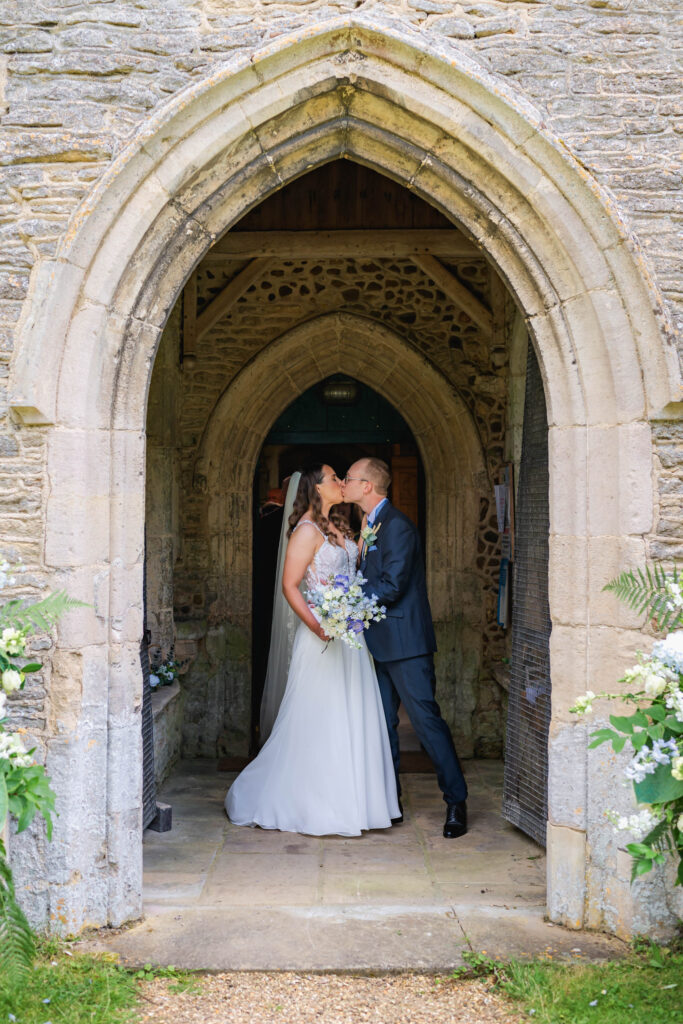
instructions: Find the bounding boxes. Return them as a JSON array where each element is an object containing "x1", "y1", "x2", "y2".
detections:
[{"x1": 225, "y1": 526, "x2": 400, "y2": 836}]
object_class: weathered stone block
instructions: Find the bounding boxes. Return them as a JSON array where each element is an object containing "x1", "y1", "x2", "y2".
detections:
[
  {"x1": 546, "y1": 822, "x2": 586, "y2": 929},
  {"x1": 431, "y1": 17, "x2": 475, "y2": 39}
]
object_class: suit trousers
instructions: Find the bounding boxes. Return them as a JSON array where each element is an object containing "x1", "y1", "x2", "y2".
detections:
[{"x1": 374, "y1": 654, "x2": 468, "y2": 805}]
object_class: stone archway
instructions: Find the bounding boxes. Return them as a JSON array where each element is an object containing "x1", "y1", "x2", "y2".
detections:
[
  {"x1": 8, "y1": 17, "x2": 680, "y2": 934},
  {"x1": 190, "y1": 312, "x2": 486, "y2": 755}
]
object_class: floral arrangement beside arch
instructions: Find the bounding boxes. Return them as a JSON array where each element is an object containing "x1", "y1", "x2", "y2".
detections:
[
  {"x1": 571, "y1": 565, "x2": 683, "y2": 885},
  {"x1": 0, "y1": 557, "x2": 83, "y2": 986}
]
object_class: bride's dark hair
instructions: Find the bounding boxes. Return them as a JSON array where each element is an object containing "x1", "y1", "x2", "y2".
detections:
[{"x1": 288, "y1": 465, "x2": 353, "y2": 545}]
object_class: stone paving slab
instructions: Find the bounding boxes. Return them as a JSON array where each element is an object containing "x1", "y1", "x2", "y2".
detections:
[{"x1": 81, "y1": 760, "x2": 627, "y2": 970}]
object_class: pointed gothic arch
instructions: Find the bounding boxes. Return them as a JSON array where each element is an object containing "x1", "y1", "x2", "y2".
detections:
[{"x1": 8, "y1": 16, "x2": 680, "y2": 934}]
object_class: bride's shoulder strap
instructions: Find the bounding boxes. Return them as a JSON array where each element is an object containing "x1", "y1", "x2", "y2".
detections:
[{"x1": 292, "y1": 518, "x2": 326, "y2": 538}]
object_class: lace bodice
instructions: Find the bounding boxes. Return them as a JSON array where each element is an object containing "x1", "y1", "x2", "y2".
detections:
[{"x1": 293, "y1": 521, "x2": 358, "y2": 592}]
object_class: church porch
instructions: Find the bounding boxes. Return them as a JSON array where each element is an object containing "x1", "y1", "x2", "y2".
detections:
[{"x1": 81, "y1": 759, "x2": 621, "y2": 970}]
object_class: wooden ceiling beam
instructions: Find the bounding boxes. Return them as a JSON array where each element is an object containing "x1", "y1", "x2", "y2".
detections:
[
  {"x1": 196, "y1": 257, "x2": 270, "y2": 340},
  {"x1": 414, "y1": 254, "x2": 493, "y2": 334},
  {"x1": 204, "y1": 230, "x2": 480, "y2": 261}
]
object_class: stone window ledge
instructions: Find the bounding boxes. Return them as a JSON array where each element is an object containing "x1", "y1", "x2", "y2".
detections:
[{"x1": 151, "y1": 680, "x2": 181, "y2": 719}]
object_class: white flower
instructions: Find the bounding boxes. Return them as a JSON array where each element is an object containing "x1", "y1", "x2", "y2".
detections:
[
  {"x1": 671, "y1": 756, "x2": 683, "y2": 782},
  {"x1": 664, "y1": 580, "x2": 683, "y2": 612},
  {"x1": 0, "y1": 691, "x2": 6, "y2": 718},
  {"x1": 0, "y1": 731, "x2": 32, "y2": 767},
  {"x1": 609, "y1": 807, "x2": 662, "y2": 839},
  {"x1": 1, "y1": 668, "x2": 23, "y2": 693},
  {"x1": 570, "y1": 691, "x2": 596, "y2": 715},
  {"x1": 0, "y1": 627, "x2": 25, "y2": 656},
  {"x1": 643, "y1": 671, "x2": 668, "y2": 697},
  {"x1": 676, "y1": 813, "x2": 683, "y2": 833}
]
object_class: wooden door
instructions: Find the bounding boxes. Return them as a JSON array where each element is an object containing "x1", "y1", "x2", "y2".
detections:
[{"x1": 391, "y1": 445, "x2": 419, "y2": 526}]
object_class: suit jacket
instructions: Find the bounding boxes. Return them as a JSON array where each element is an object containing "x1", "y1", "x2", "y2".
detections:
[{"x1": 361, "y1": 502, "x2": 437, "y2": 662}]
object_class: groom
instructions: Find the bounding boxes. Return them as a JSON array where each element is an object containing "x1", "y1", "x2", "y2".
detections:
[{"x1": 343, "y1": 457, "x2": 468, "y2": 838}]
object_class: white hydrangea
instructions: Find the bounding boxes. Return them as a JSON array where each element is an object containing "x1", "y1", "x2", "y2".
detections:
[
  {"x1": 664, "y1": 688, "x2": 683, "y2": 722},
  {"x1": 677, "y1": 814, "x2": 683, "y2": 833},
  {"x1": 1, "y1": 668, "x2": 22, "y2": 693},
  {"x1": 652, "y1": 631, "x2": 683, "y2": 676},
  {"x1": 672, "y1": 756, "x2": 683, "y2": 782},
  {"x1": 0, "y1": 691, "x2": 6, "y2": 719}
]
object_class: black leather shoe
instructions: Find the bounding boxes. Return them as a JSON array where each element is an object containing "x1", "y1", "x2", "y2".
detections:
[
  {"x1": 443, "y1": 801, "x2": 467, "y2": 838},
  {"x1": 391, "y1": 800, "x2": 404, "y2": 825}
]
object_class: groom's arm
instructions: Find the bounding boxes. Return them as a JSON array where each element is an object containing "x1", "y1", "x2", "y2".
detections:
[{"x1": 368, "y1": 517, "x2": 417, "y2": 607}]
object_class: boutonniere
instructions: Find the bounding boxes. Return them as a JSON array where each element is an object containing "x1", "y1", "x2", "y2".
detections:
[
  {"x1": 361, "y1": 522, "x2": 382, "y2": 556},
  {"x1": 361, "y1": 523, "x2": 381, "y2": 546}
]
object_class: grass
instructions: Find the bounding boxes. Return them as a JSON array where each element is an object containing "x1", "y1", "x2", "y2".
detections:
[
  {"x1": 0, "y1": 936, "x2": 198, "y2": 1024},
  {"x1": 449, "y1": 937, "x2": 683, "y2": 1024},
  {"x1": 2, "y1": 932, "x2": 681, "y2": 1023}
]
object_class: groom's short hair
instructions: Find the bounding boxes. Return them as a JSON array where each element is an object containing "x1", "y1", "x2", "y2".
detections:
[{"x1": 364, "y1": 457, "x2": 391, "y2": 496}]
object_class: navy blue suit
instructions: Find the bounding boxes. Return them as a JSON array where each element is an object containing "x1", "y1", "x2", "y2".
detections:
[{"x1": 361, "y1": 502, "x2": 467, "y2": 806}]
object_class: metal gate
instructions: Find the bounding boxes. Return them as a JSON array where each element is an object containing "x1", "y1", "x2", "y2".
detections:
[
  {"x1": 141, "y1": 540, "x2": 157, "y2": 829},
  {"x1": 502, "y1": 340, "x2": 551, "y2": 847}
]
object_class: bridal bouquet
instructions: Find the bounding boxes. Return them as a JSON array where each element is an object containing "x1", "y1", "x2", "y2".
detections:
[{"x1": 307, "y1": 571, "x2": 386, "y2": 649}]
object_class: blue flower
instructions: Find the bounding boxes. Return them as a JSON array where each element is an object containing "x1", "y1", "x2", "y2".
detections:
[{"x1": 652, "y1": 631, "x2": 683, "y2": 675}]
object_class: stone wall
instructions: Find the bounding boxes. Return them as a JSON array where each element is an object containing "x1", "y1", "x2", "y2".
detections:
[
  {"x1": 151, "y1": 681, "x2": 184, "y2": 787},
  {"x1": 1, "y1": 3, "x2": 681, "y2": 939},
  {"x1": 0, "y1": 0, "x2": 680, "y2": 354}
]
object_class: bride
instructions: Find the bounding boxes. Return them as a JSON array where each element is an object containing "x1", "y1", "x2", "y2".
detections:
[{"x1": 225, "y1": 464, "x2": 400, "y2": 836}]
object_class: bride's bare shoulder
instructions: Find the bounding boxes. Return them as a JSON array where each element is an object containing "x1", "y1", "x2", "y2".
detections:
[{"x1": 288, "y1": 519, "x2": 324, "y2": 551}]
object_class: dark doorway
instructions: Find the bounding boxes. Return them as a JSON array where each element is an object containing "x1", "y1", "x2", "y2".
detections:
[{"x1": 250, "y1": 376, "x2": 425, "y2": 752}]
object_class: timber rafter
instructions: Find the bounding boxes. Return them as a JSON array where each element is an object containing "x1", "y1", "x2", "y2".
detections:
[{"x1": 204, "y1": 229, "x2": 480, "y2": 261}]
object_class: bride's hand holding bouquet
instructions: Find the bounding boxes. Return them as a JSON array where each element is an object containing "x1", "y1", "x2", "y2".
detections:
[{"x1": 307, "y1": 570, "x2": 386, "y2": 649}]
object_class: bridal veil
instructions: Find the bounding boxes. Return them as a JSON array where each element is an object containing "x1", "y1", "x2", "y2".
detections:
[{"x1": 258, "y1": 471, "x2": 301, "y2": 745}]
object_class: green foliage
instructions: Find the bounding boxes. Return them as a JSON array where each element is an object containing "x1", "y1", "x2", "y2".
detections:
[
  {"x1": 603, "y1": 564, "x2": 683, "y2": 634},
  {"x1": 0, "y1": 565, "x2": 83, "y2": 987},
  {"x1": 0, "y1": 935, "x2": 199, "y2": 1019},
  {"x1": 448, "y1": 940, "x2": 683, "y2": 1024},
  {"x1": 1, "y1": 759, "x2": 56, "y2": 838},
  {"x1": 634, "y1": 762, "x2": 683, "y2": 805},
  {"x1": 0, "y1": 839, "x2": 35, "y2": 992},
  {"x1": 449, "y1": 949, "x2": 508, "y2": 981},
  {"x1": 0, "y1": 937, "x2": 138, "y2": 1021},
  {"x1": 0, "y1": 590, "x2": 86, "y2": 635}
]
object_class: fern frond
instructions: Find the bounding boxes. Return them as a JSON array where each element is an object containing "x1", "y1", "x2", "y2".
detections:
[
  {"x1": 0, "y1": 846, "x2": 35, "y2": 990},
  {"x1": 0, "y1": 591, "x2": 87, "y2": 634},
  {"x1": 603, "y1": 566, "x2": 683, "y2": 633}
]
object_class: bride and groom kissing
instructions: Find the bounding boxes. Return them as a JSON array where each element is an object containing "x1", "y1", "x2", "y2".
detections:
[{"x1": 225, "y1": 458, "x2": 468, "y2": 840}]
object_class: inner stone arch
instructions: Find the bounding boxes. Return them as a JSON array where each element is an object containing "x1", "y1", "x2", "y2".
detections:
[{"x1": 147, "y1": 308, "x2": 489, "y2": 762}]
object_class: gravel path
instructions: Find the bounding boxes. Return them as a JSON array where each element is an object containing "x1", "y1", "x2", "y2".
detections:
[{"x1": 137, "y1": 973, "x2": 525, "y2": 1023}]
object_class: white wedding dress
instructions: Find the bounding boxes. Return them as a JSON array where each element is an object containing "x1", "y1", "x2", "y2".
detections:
[{"x1": 225, "y1": 522, "x2": 400, "y2": 836}]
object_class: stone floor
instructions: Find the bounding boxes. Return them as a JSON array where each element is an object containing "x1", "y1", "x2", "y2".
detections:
[{"x1": 83, "y1": 759, "x2": 626, "y2": 970}]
